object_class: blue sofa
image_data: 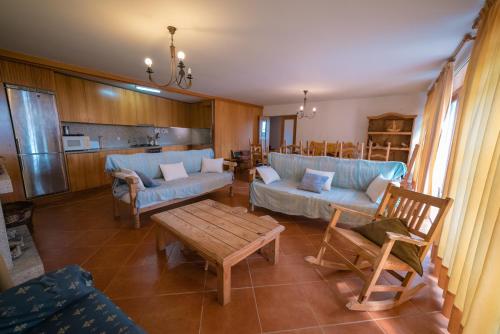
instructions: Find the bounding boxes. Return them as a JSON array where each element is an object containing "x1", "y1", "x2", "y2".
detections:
[
  {"x1": 0, "y1": 265, "x2": 144, "y2": 334},
  {"x1": 250, "y1": 153, "x2": 407, "y2": 227},
  {"x1": 105, "y1": 148, "x2": 236, "y2": 228}
]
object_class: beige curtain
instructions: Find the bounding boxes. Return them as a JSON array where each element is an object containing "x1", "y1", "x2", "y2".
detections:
[
  {"x1": 414, "y1": 62, "x2": 454, "y2": 193},
  {"x1": 435, "y1": 0, "x2": 500, "y2": 332}
]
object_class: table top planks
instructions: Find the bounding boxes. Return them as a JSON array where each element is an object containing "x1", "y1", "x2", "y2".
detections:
[{"x1": 152, "y1": 199, "x2": 285, "y2": 264}]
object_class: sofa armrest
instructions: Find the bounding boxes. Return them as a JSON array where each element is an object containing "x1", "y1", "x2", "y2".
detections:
[
  {"x1": 249, "y1": 168, "x2": 257, "y2": 182},
  {"x1": 112, "y1": 171, "x2": 139, "y2": 185},
  {"x1": 223, "y1": 160, "x2": 237, "y2": 172},
  {"x1": 329, "y1": 203, "x2": 374, "y2": 219}
]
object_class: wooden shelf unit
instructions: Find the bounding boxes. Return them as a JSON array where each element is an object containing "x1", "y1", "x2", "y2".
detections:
[{"x1": 367, "y1": 113, "x2": 417, "y2": 163}]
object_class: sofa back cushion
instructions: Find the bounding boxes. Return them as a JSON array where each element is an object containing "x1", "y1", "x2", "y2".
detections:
[
  {"x1": 105, "y1": 148, "x2": 214, "y2": 179},
  {"x1": 267, "y1": 152, "x2": 406, "y2": 191}
]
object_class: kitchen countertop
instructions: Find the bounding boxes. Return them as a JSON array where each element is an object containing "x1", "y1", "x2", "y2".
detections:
[{"x1": 64, "y1": 144, "x2": 210, "y2": 155}]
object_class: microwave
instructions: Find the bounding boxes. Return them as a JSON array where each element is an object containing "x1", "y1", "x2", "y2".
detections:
[{"x1": 62, "y1": 136, "x2": 91, "y2": 151}]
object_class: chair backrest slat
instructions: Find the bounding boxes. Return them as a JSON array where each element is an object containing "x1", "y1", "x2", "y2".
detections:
[{"x1": 376, "y1": 184, "x2": 452, "y2": 241}]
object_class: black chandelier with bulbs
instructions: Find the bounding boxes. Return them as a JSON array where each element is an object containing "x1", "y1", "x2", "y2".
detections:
[
  {"x1": 296, "y1": 90, "x2": 317, "y2": 119},
  {"x1": 144, "y1": 26, "x2": 193, "y2": 90}
]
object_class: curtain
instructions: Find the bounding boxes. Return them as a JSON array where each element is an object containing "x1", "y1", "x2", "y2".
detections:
[
  {"x1": 414, "y1": 61, "x2": 454, "y2": 193},
  {"x1": 434, "y1": 0, "x2": 500, "y2": 332}
]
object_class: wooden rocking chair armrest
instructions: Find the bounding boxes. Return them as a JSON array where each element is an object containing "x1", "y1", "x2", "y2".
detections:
[
  {"x1": 386, "y1": 232, "x2": 429, "y2": 247},
  {"x1": 329, "y1": 203, "x2": 374, "y2": 219}
]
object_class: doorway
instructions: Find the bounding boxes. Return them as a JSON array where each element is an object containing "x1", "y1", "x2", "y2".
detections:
[{"x1": 266, "y1": 115, "x2": 297, "y2": 151}]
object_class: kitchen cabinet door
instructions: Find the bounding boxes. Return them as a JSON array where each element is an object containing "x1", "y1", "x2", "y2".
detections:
[
  {"x1": 154, "y1": 97, "x2": 172, "y2": 127},
  {"x1": 54, "y1": 73, "x2": 88, "y2": 122},
  {"x1": 171, "y1": 100, "x2": 189, "y2": 127},
  {"x1": 0, "y1": 60, "x2": 55, "y2": 91},
  {"x1": 135, "y1": 92, "x2": 156, "y2": 125},
  {"x1": 115, "y1": 87, "x2": 138, "y2": 125},
  {"x1": 83, "y1": 80, "x2": 116, "y2": 124},
  {"x1": 66, "y1": 152, "x2": 101, "y2": 191}
]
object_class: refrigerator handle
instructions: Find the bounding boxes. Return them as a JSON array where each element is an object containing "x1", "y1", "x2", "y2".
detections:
[
  {"x1": 18, "y1": 156, "x2": 24, "y2": 171},
  {"x1": 14, "y1": 137, "x2": 21, "y2": 152}
]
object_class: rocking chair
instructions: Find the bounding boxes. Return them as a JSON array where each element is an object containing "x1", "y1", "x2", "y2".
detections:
[{"x1": 305, "y1": 184, "x2": 452, "y2": 311}]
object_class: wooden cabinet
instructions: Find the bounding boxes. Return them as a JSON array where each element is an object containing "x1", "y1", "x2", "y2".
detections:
[
  {"x1": 83, "y1": 80, "x2": 116, "y2": 124},
  {"x1": 66, "y1": 152, "x2": 102, "y2": 191},
  {"x1": 155, "y1": 97, "x2": 172, "y2": 127},
  {"x1": 189, "y1": 100, "x2": 212, "y2": 128},
  {"x1": 171, "y1": 100, "x2": 190, "y2": 127},
  {"x1": 54, "y1": 73, "x2": 89, "y2": 122},
  {"x1": 135, "y1": 93, "x2": 156, "y2": 125},
  {"x1": 0, "y1": 60, "x2": 55, "y2": 91},
  {"x1": 114, "y1": 87, "x2": 137, "y2": 125}
]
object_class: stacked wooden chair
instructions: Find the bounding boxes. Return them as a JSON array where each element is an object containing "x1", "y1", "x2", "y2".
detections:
[
  {"x1": 367, "y1": 141, "x2": 391, "y2": 161},
  {"x1": 305, "y1": 183, "x2": 452, "y2": 311},
  {"x1": 249, "y1": 139, "x2": 266, "y2": 167}
]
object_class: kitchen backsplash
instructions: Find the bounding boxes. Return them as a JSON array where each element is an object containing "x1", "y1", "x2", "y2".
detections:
[{"x1": 62, "y1": 123, "x2": 211, "y2": 148}]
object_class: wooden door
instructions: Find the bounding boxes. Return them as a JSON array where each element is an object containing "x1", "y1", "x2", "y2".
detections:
[
  {"x1": 83, "y1": 80, "x2": 116, "y2": 124},
  {"x1": 54, "y1": 73, "x2": 88, "y2": 122}
]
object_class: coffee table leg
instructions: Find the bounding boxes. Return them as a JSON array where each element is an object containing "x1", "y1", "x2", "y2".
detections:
[
  {"x1": 156, "y1": 227, "x2": 166, "y2": 252},
  {"x1": 262, "y1": 236, "x2": 280, "y2": 265},
  {"x1": 217, "y1": 264, "x2": 231, "y2": 305}
]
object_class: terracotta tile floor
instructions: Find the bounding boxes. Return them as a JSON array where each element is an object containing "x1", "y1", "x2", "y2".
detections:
[{"x1": 33, "y1": 178, "x2": 448, "y2": 333}]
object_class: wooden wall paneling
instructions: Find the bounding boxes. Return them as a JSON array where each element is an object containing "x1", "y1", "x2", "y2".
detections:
[
  {"x1": 54, "y1": 73, "x2": 89, "y2": 122},
  {"x1": 83, "y1": 80, "x2": 116, "y2": 124},
  {"x1": 0, "y1": 60, "x2": 55, "y2": 91},
  {"x1": 154, "y1": 96, "x2": 172, "y2": 127},
  {"x1": 0, "y1": 83, "x2": 25, "y2": 202},
  {"x1": 213, "y1": 99, "x2": 262, "y2": 159}
]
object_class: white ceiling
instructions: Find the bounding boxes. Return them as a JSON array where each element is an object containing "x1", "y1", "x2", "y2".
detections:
[{"x1": 0, "y1": 0, "x2": 482, "y2": 105}]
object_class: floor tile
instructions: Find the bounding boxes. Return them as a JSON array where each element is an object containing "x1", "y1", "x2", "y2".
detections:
[
  {"x1": 40, "y1": 246, "x2": 99, "y2": 272},
  {"x1": 376, "y1": 312, "x2": 448, "y2": 334},
  {"x1": 280, "y1": 235, "x2": 317, "y2": 256},
  {"x1": 254, "y1": 284, "x2": 318, "y2": 332},
  {"x1": 200, "y1": 288, "x2": 261, "y2": 334},
  {"x1": 125, "y1": 240, "x2": 166, "y2": 268},
  {"x1": 114, "y1": 293, "x2": 203, "y2": 334},
  {"x1": 86, "y1": 267, "x2": 119, "y2": 291},
  {"x1": 105, "y1": 228, "x2": 150, "y2": 245},
  {"x1": 157, "y1": 262, "x2": 207, "y2": 294},
  {"x1": 249, "y1": 257, "x2": 323, "y2": 286},
  {"x1": 322, "y1": 321, "x2": 385, "y2": 334},
  {"x1": 82, "y1": 244, "x2": 136, "y2": 269},
  {"x1": 105, "y1": 264, "x2": 164, "y2": 298},
  {"x1": 301, "y1": 280, "x2": 371, "y2": 325}
]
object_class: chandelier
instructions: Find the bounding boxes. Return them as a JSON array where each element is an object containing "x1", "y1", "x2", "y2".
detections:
[
  {"x1": 144, "y1": 26, "x2": 193, "y2": 90},
  {"x1": 296, "y1": 90, "x2": 317, "y2": 119}
]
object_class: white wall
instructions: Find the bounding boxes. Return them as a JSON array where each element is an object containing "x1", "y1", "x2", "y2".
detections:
[{"x1": 264, "y1": 93, "x2": 426, "y2": 146}]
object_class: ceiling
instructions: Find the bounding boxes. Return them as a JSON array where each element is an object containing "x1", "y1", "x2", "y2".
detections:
[{"x1": 0, "y1": 0, "x2": 482, "y2": 105}]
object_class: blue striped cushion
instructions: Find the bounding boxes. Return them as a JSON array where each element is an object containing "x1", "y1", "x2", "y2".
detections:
[{"x1": 298, "y1": 173, "x2": 329, "y2": 193}]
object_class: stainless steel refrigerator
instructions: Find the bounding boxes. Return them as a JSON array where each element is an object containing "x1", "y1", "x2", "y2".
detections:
[{"x1": 6, "y1": 85, "x2": 69, "y2": 198}]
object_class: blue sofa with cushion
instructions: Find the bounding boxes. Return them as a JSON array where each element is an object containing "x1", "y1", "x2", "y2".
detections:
[
  {"x1": 0, "y1": 265, "x2": 144, "y2": 334},
  {"x1": 250, "y1": 153, "x2": 407, "y2": 227},
  {"x1": 105, "y1": 148, "x2": 236, "y2": 228}
]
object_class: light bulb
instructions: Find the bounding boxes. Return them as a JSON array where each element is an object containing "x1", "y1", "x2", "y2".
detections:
[
  {"x1": 312, "y1": 107, "x2": 317, "y2": 112},
  {"x1": 177, "y1": 51, "x2": 186, "y2": 60},
  {"x1": 300, "y1": 105, "x2": 304, "y2": 111},
  {"x1": 144, "y1": 58, "x2": 153, "y2": 67},
  {"x1": 187, "y1": 68, "x2": 192, "y2": 75}
]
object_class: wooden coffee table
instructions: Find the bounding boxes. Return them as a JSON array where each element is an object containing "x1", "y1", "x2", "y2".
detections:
[{"x1": 152, "y1": 199, "x2": 285, "y2": 305}]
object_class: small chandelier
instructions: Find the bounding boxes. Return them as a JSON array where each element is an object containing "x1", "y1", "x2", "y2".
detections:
[
  {"x1": 296, "y1": 90, "x2": 317, "y2": 119},
  {"x1": 144, "y1": 26, "x2": 193, "y2": 90}
]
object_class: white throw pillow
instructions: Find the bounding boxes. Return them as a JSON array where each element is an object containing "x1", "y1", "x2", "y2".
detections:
[
  {"x1": 201, "y1": 157, "x2": 224, "y2": 173},
  {"x1": 366, "y1": 174, "x2": 399, "y2": 203},
  {"x1": 305, "y1": 168, "x2": 335, "y2": 191},
  {"x1": 256, "y1": 166, "x2": 280, "y2": 185},
  {"x1": 160, "y1": 162, "x2": 189, "y2": 182},
  {"x1": 120, "y1": 168, "x2": 145, "y2": 190}
]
